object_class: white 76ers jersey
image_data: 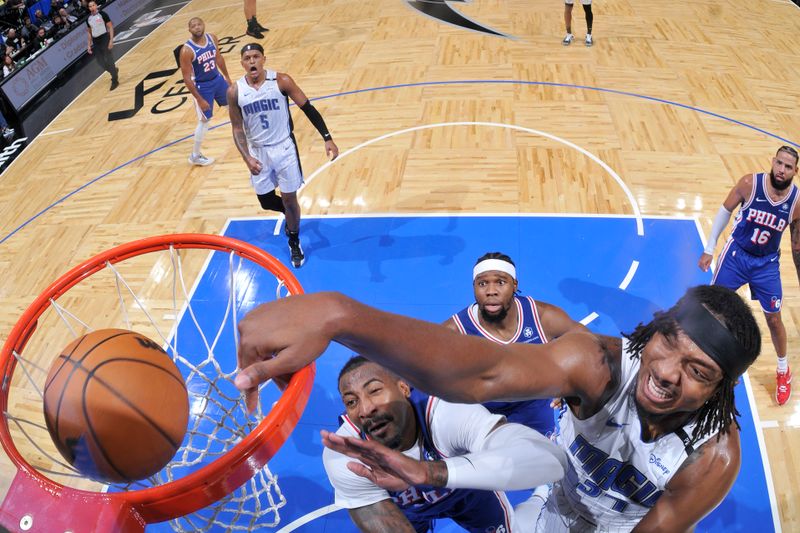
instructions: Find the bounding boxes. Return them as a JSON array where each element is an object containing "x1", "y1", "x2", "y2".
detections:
[
  {"x1": 542, "y1": 340, "x2": 716, "y2": 531},
  {"x1": 237, "y1": 70, "x2": 292, "y2": 146}
]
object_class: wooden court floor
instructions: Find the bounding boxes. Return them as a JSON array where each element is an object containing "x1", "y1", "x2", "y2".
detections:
[{"x1": 0, "y1": 0, "x2": 799, "y2": 529}]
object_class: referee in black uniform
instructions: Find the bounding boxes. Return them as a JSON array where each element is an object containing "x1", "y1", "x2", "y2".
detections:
[{"x1": 86, "y1": 1, "x2": 119, "y2": 90}]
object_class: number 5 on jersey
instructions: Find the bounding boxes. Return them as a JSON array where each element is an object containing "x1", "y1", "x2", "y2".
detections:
[{"x1": 260, "y1": 115, "x2": 270, "y2": 129}]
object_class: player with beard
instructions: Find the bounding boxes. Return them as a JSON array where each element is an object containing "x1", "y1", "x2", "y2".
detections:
[
  {"x1": 321, "y1": 356, "x2": 567, "y2": 533},
  {"x1": 699, "y1": 145, "x2": 799, "y2": 405},
  {"x1": 235, "y1": 284, "x2": 761, "y2": 531},
  {"x1": 444, "y1": 252, "x2": 582, "y2": 434}
]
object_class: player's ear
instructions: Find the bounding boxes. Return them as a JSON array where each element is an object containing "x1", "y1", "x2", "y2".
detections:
[{"x1": 398, "y1": 380, "x2": 411, "y2": 398}]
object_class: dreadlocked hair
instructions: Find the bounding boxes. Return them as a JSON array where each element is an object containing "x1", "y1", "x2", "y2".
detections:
[{"x1": 624, "y1": 285, "x2": 760, "y2": 443}]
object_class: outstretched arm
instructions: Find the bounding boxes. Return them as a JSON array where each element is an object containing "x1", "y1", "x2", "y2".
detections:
[
  {"x1": 277, "y1": 72, "x2": 339, "y2": 160},
  {"x1": 633, "y1": 432, "x2": 740, "y2": 533},
  {"x1": 235, "y1": 292, "x2": 609, "y2": 413}
]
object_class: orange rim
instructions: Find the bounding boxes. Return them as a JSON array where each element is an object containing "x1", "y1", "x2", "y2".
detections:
[{"x1": 0, "y1": 234, "x2": 315, "y2": 523}]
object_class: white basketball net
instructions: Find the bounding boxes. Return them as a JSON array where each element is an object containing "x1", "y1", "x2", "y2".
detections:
[{"x1": 5, "y1": 241, "x2": 293, "y2": 531}]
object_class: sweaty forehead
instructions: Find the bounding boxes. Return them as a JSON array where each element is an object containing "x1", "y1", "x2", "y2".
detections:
[{"x1": 657, "y1": 330, "x2": 724, "y2": 375}]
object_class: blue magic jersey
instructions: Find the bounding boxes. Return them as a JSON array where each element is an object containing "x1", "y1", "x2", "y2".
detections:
[
  {"x1": 451, "y1": 295, "x2": 555, "y2": 434},
  {"x1": 339, "y1": 390, "x2": 513, "y2": 533},
  {"x1": 186, "y1": 34, "x2": 220, "y2": 83},
  {"x1": 730, "y1": 172, "x2": 799, "y2": 256}
]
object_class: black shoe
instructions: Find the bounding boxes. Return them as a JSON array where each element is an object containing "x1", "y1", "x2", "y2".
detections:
[
  {"x1": 252, "y1": 17, "x2": 269, "y2": 32},
  {"x1": 110, "y1": 79, "x2": 119, "y2": 91},
  {"x1": 288, "y1": 239, "x2": 305, "y2": 268},
  {"x1": 246, "y1": 27, "x2": 264, "y2": 39}
]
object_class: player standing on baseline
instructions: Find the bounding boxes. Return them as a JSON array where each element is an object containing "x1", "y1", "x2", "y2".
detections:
[
  {"x1": 180, "y1": 17, "x2": 231, "y2": 166},
  {"x1": 699, "y1": 145, "x2": 799, "y2": 405},
  {"x1": 228, "y1": 43, "x2": 338, "y2": 268}
]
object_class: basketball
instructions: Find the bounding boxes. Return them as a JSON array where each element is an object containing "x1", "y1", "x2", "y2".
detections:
[{"x1": 43, "y1": 329, "x2": 189, "y2": 483}]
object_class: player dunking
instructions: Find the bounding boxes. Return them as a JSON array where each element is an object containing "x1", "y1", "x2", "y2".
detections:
[
  {"x1": 180, "y1": 17, "x2": 231, "y2": 166},
  {"x1": 228, "y1": 43, "x2": 338, "y2": 268}
]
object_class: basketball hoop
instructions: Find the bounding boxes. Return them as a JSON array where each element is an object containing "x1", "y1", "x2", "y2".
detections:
[{"x1": 0, "y1": 234, "x2": 315, "y2": 532}]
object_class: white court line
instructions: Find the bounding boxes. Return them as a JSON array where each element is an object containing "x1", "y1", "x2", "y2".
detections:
[
  {"x1": 692, "y1": 217, "x2": 782, "y2": 533},
  {"x1": 38, "y1": 127, "x2": 74, "y2": 137},
  {"x1": 300, "y1": 121, "x2": 645, "y2": 325},
  {"x1": 113, "y1": 36, "x2": 146, "y2": 45},
  {"x1": 743, "y1": 373, "x2": 782, "y2": 532},
  {"x1": 760, "y1": 420, "x2": 779, "y2": 428},
  {"x1": 303, "y1": 122, "x2": 644, "y2": 237},
  {"x1": 276, "y1": 504, "x2": 341, "y2": 532}
]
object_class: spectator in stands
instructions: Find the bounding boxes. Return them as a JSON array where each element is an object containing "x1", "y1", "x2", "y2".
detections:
[
  {"x1": 33, "y1": 9, "x2": 51, "y2": 33},
  {"x1": 21, "y1": 16, "x2": 37, "y2": 41},
  {"x1": 2, "y1": 54, "x2": 15, "y2": 77},
  {"x1": 59, "y1": 7, "x2": 75, "y2": 24},
  {"x1": 52, "y1": 14, "x2": 69, "y2": 37},
  {"x1": 32, "y1": 26, "x2": 51, "y2": 50},
  {"x1": 5, "y1": 28, "x2": 24, "y2": 54}
]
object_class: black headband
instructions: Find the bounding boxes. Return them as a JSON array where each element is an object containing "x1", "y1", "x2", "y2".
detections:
[
  {"x1": 241, "y1": 43, "x2": 264, "y2": 56},
  {"x1": 675, "y1": 297, "x2": 751, "y2": 379}
]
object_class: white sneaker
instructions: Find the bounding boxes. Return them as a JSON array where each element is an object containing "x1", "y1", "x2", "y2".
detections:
[
  {"x1": 562, "y1": 33, "x2": 574, "y2": 46},
  {"x1": 585, "y1": 34, "x2": 593, "y2": 47},
  {"x1": 189, "y1": 153, "x2": 214, "y2": 166}
]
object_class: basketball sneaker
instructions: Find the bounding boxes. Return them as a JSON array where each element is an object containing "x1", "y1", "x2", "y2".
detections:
[
  {"x1": 288, "y1": 239, "x2": 305, "y2": 268},
  {"x1": 252, "y1": 16, "x2": 269, "y2": 32},
  {"x1": 562, "y1": 33, "x2": 574, "y2": 46},
  {"x1": 189, "y1": 153, "x2": 214, "y2": 166},
  {"x1": 585, "y1": 34, "x2": 593, "y2": 47},
  {"x1": 246, "y1": 18, "x2": 265, "y2": 39},
  {"x1": 776, "y1": 367, "x2": 792, "y2": 406}
]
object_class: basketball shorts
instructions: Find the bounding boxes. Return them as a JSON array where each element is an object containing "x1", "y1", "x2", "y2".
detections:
[
  {"x1": 565, "y1": 0, "x2": 592, "y2": 5},
  {"x1": 248, "y1": 136, "x2": 304, "y2": 195},
  {"x1": 194, "y1": 74, "x2": 229, "y2": 120},
  {"x1": 712, "y1": 239, "x2": 783, "y2": 313}
]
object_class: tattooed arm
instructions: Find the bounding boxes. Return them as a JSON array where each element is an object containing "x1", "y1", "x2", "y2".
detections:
[
  {"x1": 226, "y1": 82, "x2": 262, "y2": 175},
  {"x1": 347, "y1": 500, "x2": 416, "y2": 533},
  {"x1": 633, "y1": 430, "x2": 740, "y2": 533}
]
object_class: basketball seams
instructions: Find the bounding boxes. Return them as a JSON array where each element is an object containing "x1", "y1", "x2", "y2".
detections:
[
  {"x1": 44, "y1": 330, "x2": 188, "y2": 483},
  {"x1": 44, "y1": 331, "x2": 135, "y2": 448}
]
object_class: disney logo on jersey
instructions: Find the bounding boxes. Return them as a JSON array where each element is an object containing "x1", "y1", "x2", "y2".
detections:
[
  {"x1": 569, "y1": 434, "x2": 663, "y2": 511},
  {"x1": 648, "y1": 453, "x2": 670, "y2": 475}
]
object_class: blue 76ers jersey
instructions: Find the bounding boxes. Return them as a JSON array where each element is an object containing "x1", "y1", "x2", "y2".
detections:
[
  {"x1": 185, "y1": 34, "x2": 220, "y2": 83},
  {"x1": 340, "y1": 390, "x2": 512, "y2": 531},
  {"x1": 451, "y1": 295, "x2": 555, "y2": 434},
  {"x1": 730, "y1": 172, "x2": 799, "y2": 256}
]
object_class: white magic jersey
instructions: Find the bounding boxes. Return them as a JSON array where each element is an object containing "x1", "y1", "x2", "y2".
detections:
[
  {"x1": 237, "y1": 70, "x2": 292, "y2": 146},
  {"x1": 537, "y1": 340, "x2": 716, "y2": 532}
]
